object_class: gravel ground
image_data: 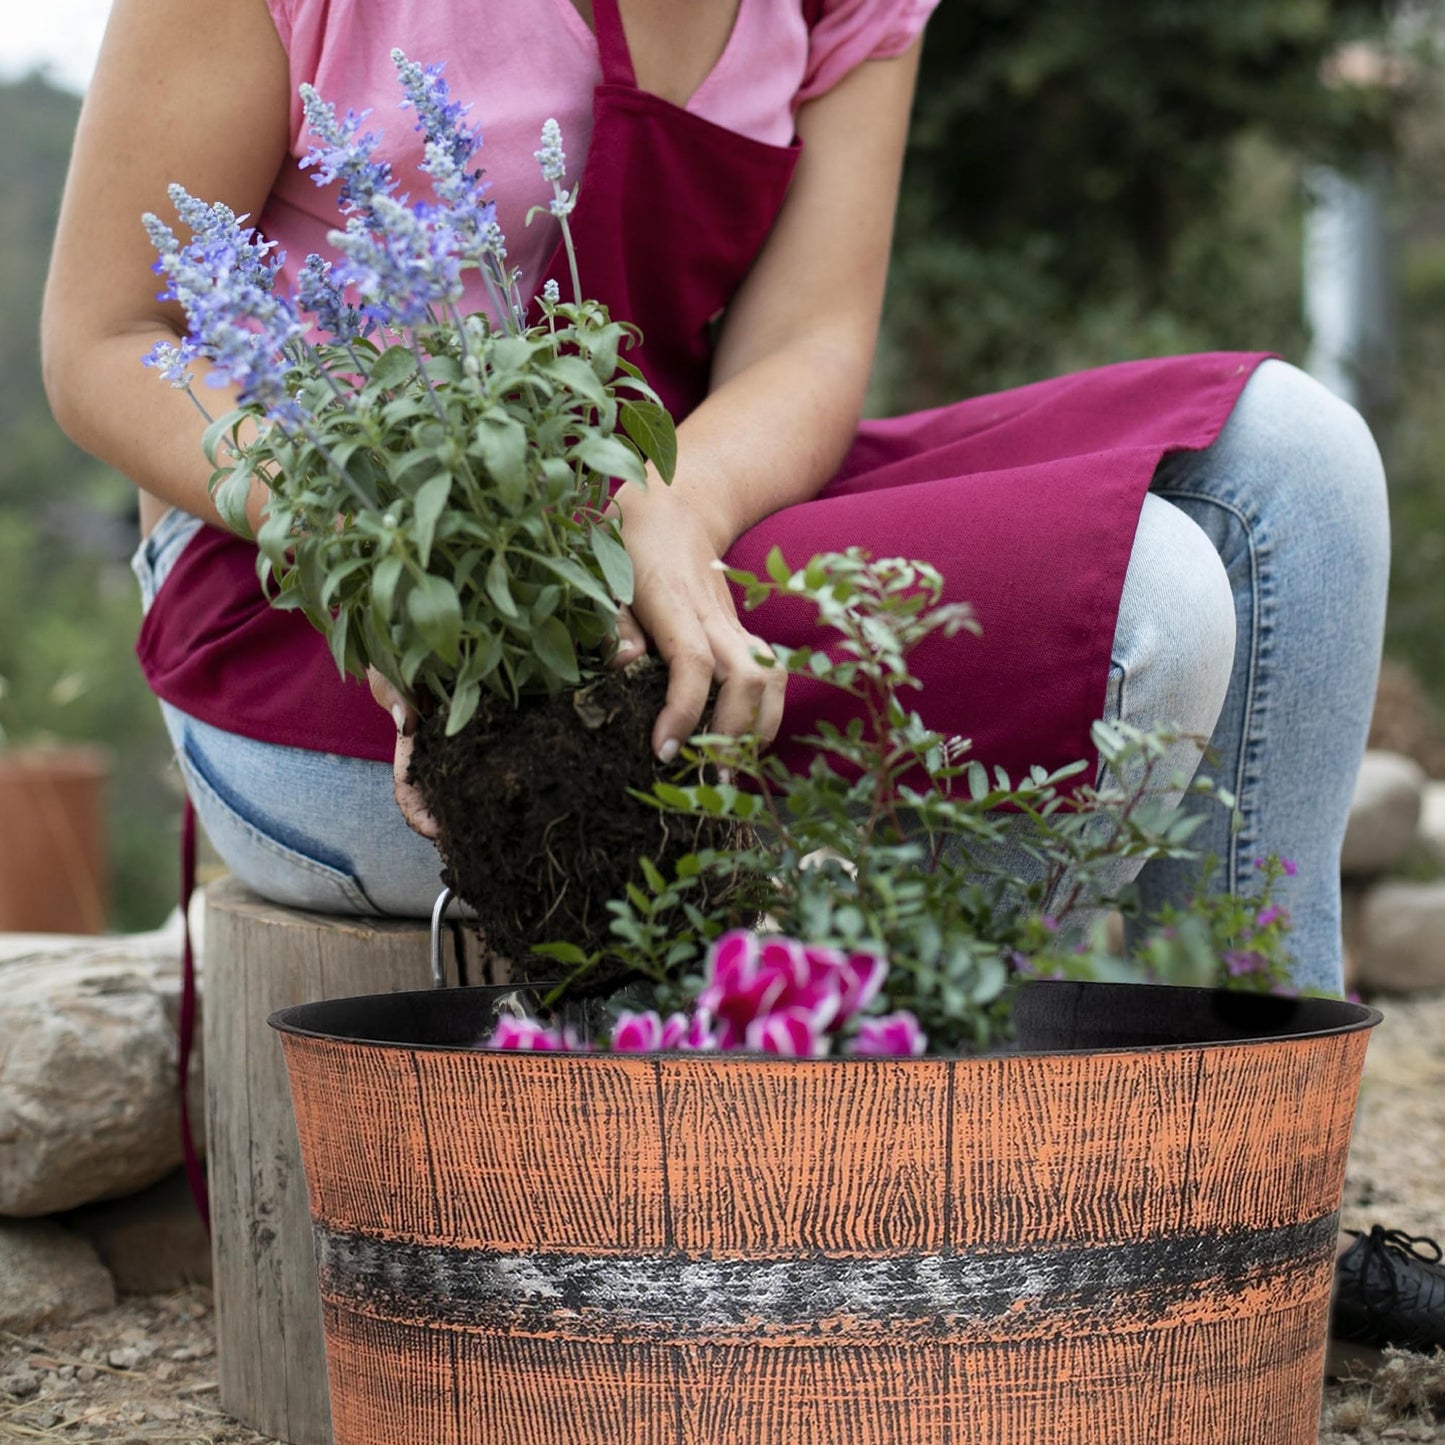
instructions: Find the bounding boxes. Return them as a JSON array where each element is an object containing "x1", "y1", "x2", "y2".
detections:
[{"x1": 2, "y1": 992, "x2": 1442, "y2": 1445}]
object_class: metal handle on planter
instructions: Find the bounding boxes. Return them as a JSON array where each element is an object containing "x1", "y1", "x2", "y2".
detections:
[{"x1": 430, "y1": 886, "x2": 456, "y2": 990}]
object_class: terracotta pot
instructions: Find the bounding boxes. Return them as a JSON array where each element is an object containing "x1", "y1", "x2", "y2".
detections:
[
  {"x1": 0, "y1": 746, "x2": 110, "y2": 933},
  {"x1": 272, "y1": 981, "x2": 1378, "y2": 1445}
]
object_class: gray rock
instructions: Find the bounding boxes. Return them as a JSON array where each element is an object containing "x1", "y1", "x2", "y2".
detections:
[
  {"x1": 1419, "y1": 780, "x2": 1445, "y2": 870},
  {"x1": 60, "y1": 1168, "x2": 211, "y2": 1294},
  {"x1": 1341, "y1": 751, "x2": 1426, "y2": 877},
  {"x1": 0, "y1": 914, "x2": 205, "y2": 1215},
  {"x1": 0, "y1": 1220, "x2": 115, "y2": 1331},
  {"x1": 1357, "y1": 879, "x2": 1445, "y2": 993}
]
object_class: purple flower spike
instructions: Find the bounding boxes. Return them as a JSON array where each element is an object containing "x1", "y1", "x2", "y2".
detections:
[
  {"x1": 846, "y1": 1012, "x2": 928, "y2": 1058},
  {"x1": 298, "y1": 85, "x2": 394, "y2": 217},
  {"x1": 143, "y1": 338, "x2": 198, "y2": 389},
  {"x1": 392, "y1": 50, "x2": 480, "y2": 175},
  {"x1": 296, "y1": 253, "x2": 369, "y2": 343},
  {"x1": 142, "y1": 186, "x2": 303, "y2": 421},
  {"x1": 487, "y1": 1017, "x2": 577, "y2": 1051}
]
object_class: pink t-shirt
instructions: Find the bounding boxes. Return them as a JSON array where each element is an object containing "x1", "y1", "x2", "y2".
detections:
[{"x1": 260, "y1": 0, "x2": 937, "y2": 320}]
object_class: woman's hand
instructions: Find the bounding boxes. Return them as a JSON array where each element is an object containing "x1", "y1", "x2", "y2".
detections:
[
  {"x1": 367, "y1": 669, "x2": 440, "y2": 840},
  {"x1": 611, "y1": 485, "x2": 785, "y2": 762}
]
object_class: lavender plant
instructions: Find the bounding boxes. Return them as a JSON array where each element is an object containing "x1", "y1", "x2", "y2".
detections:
[
  {"x1": 142, "y1": 51, "x2": 675, "y2": 735},
  {"x1": 534, "y1": 548, "x2": 1298, "y2": 1054}
]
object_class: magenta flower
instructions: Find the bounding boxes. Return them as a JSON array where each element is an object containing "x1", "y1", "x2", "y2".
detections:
[
  {"x1": 1254, "y1": 904, "x2": 1288, "y2": 929},
  {"x1": 486, "y1": 1017, "x2": 582, "y2": 1051},
  {"x1": 1255, "y1": 856, "x2": 1298, "y2": 877},
  {"x1": 610, "y1": 1010, "x2": 717, "y2": 1053},
  {"x1": 846, "y1": 1012, "x2": 929, "y2": 1058},
  {"x1": 744, "y1": 1008, "x2": 828, "y2": 1058},
  {"x1": 695, "y1": 930, "x2": 889, "y2": 1054}
]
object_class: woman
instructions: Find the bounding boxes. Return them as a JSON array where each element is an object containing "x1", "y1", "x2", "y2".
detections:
[{"x1": 42, "y1": 0, "x2": 1386, "y2": 988}]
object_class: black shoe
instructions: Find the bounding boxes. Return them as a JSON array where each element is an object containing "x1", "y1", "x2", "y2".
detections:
[{"x1": 1332, "y1": 1225, "x2": 1445, "y2": 1355}]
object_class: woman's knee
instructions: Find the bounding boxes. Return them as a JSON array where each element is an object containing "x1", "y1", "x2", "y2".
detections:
[
  {"x1": 1109, "y1": 492, "x2": 1235, "y2": 745},
  {"x1": 1200, "y1": 359, "x2": 1389, "y2": 574}
]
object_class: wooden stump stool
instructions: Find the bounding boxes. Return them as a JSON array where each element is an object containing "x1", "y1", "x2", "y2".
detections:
[{"x1": 204, "y1": 877, "x2": 493, "y2": 1445}]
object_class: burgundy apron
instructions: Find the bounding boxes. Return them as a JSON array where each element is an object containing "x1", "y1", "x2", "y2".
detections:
[{"x1": 137, "y1": 0, "x2": 1268, "y2": 786}]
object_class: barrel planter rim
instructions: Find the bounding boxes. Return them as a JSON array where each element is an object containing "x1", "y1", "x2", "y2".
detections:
[{"x1": 268, "y1": 978, "x2": 1382, "y2": 1060}]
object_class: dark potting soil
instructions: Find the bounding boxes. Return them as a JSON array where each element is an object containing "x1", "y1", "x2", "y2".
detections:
[{"x1": 408, "y1": 658, "x2": 747, "y2": 990}]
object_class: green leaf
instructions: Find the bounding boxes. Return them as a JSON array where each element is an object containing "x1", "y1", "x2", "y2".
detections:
[
  {"x1": 413, "y1": 474, "x2": 452, "y2": 567},
  {"x1": 573, "y1": 433, "x2": 647, "y2": 486},
  {"x1": 485, "y1": 553, "x2": 519, "y2": 619},
  {"x1": 212, "y1": 465, "x2": 254, "y2": 538},
  {"x1": 445, "y1": 680, "x2": 480, "y2": 736},
  {"x1": 530, "y1": 941, "x2": 590, "y2": 967},
  {"x1": 765, "y1": 545, "x2": 793, "y2": 586},
  {"x1": 587, "y1": 322, "x2": 623, "y2": 381},
  {"x1": 368, "y1": 345, "x2": 417, "y2": 391},
  {"x1": 532, "y1": 616, "x2": 579, "y2": 683},
  {"x1": 530, "y1": 584, "x2": 562, "y2": 624},
  {"x1": 369, "y1": 555, "x2": 404, "y2": 623},
  {"x1": 326, "y1": 608, "x2": 350, "y2": 678},
  {"x1": 534, "y1": 552, "x2": 614, "y2": 610},
  {"x1": 200, "y1": 409, "x2": 245, "y2": 468},
  {"x1": 407, "y1": 574, "x2": 462, "y2": 664},
  {"x1": 472, "y1": 415, "x2": 530, "y2": 509},
  {"x1": 620, "y1": 400, "x2": 677, "y2": 484},
  {"x1": 542, "y1": 355, "x2": 608, "y2": 406},
  {"x1": 319, "y1": 555, "x2": 370, "y2": 607},
  {"x1": 589, "y1": 525, "x2": 634, "y2": 605}
]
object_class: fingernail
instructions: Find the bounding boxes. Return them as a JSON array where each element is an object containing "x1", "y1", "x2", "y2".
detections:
[
  {"x1": 718, "y1": 767, "x2": 733, "y2": 787},
  {"x1": 658, "y1": 738, "x2": 680, "y2": 764},
  {"x1": 391, "y1": 704, "x2": 407, "y2": 735}
]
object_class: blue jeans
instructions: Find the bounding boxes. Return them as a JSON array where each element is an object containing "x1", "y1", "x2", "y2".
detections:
[{"x1": 134, "y1": 361, "x2": 1389, "y2": 991}]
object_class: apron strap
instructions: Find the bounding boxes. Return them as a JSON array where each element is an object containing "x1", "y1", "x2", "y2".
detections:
[
  {"x1": 591, "y1": 0, "x2": 638, "y2": 89},
  {"x1": 178, "y1": 797, "x2": 210, "y2": 1231}
]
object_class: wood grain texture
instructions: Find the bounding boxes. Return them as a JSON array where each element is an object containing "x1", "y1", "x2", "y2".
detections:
[
  {"x1": 949, "y1": 1032, "x2": 1367, "y2": 1247},
  {"x1": 277, "y1": 995, "x2": 1375, "y2": 1445},
  {"x1": 291, "y1": 1049, "x2": 668, "y2": 1251},
  {"x1": 659, "y1": 1056, "x2": 950, "y2": 1257},
  {"x1": 206, "y1": 878, "x2": 458, "y2": 1445}
]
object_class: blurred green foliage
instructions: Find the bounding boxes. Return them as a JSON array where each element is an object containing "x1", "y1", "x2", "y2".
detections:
[
  {"x1": 5, "y1": 0, "x2": 1442, "y2": 930},
  {"x1": 0, "y1": 75, "x2": 178, "y2": 931},
  {"x1": 1377, "y1": 51, "x2": 1445, "y2": 709},
  {"x1": 878, "y1": 0, "x2": 1396, "y2": 409}
]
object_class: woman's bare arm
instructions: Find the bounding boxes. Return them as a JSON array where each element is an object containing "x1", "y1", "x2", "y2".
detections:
[
  {"x1": 41, "y1": 0, "x2": 290, "y2": 535},
  {"x1": 609, "y1": 40, "x2": 923, "y2": 758}
]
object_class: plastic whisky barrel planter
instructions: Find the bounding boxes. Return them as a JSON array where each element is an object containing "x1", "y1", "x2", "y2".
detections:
[{"x1": 271, "y1": 981, "x2": 1378, "y2": 1445}]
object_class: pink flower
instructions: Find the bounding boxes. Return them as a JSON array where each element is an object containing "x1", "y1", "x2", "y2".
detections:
[
  {"x1": 1254, "y1": 904, "x2": 1288, "y2": 929},
  {"x1": 610, "y1": 1010, "x2": 719, "y2": 1053},
  {"x1": 744, "y1": 1008, "x2": 828, "y2": 1058},
  {"x1": 696, "y1": 931, "x2": 839, "y2": 1050},
  {"x1": 485, "y1": 1017, "x2": 580, "y2": 1051},
  {"x1": 834, "y1": 948, "x2": 888, "y2": 1020},
  {"x1": 846, "y1": 1012, "x2": 928, "y2": 1058},
  {"x1": 694, "y1": 929, "x2": 891, "y2": 1055}
]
